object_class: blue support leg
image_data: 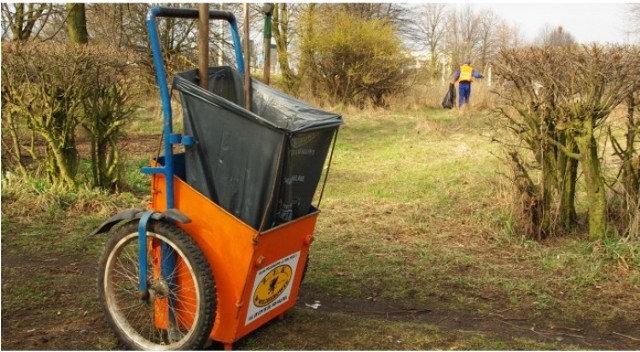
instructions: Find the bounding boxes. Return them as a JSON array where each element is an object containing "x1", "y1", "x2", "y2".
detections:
[{"x1": 137, "y1": 211, "x2": 155, "y2": 302}]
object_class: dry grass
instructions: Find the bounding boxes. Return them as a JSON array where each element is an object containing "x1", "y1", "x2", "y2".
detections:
[
  {"x1": 385, "y1": 80, "x2": 496, "y2": 112},
  {"x1": 0, "y1": 172, "x2": 140, "y2": 220},
  {"x1": 2, "y1": 96, "x2": 638, "y2": 350},
  {"x1": 308, "y1": 106, "x2": 640, "y2": 326}
]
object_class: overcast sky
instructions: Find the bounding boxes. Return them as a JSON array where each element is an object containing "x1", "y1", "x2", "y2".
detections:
[{"x1": 468, "y1": 2, "x2": 633, "y2": 44}]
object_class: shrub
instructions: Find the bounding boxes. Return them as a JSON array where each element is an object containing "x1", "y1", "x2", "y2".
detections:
[
  {"x1": 1, "y1": 41, "x2": 137, "y2": 190},
  {"x1": 298, "y1": 10, "x2": 412, "y2": 108}
]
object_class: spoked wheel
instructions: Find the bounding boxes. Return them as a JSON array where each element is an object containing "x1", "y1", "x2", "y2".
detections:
[{"x1": 98, "y1": 220, "x2": 216, "y2": 350}]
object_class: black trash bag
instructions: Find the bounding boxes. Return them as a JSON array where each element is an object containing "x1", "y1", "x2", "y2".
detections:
[
  {"x1": 172, "y1": 67, "x2": 343, "y2": 231},
  {"x1": 441, "y1": 83, "x2": 456, "y2": 109}
]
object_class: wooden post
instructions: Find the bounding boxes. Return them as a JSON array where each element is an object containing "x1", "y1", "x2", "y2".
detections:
[
  {"x1": 198, "y1": 3, "x2": 209, "y2": 89},
  {"x1": 243, "y1": 3, "x2": 251, "y2": 110},
  {"x1": 262, "y1": 4, "x2": 274, "y2": 85},
  {"x1": 218, "y1": 3, "x2": 224, "y2": 66}
]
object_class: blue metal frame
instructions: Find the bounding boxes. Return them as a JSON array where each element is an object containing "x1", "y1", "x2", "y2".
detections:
[
  {"x1": 143, "y1": 6, "x2": 244, "y2": 211},
  {"x1": 137, "y1": 211, "x2": 154, "y2": 298},
  {"x1": 138, "y1": 6, "x2": 245, "y2": 301}
]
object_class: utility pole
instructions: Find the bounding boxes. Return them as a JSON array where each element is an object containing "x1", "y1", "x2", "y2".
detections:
[
  {"x1": 198, "y1": 3, "x2": 209, "y2": 89},
  {"x1": 262, "y1": 3, "x2": 274, "y2": 85}
]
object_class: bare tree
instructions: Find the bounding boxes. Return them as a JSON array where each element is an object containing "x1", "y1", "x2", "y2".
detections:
[
  {"x1": 535, "y1": 24, "x2": 576, "y2": 47},
  {"x1": 86, "y1": 3, "x2": 214, "y2": 75},
  {"x1": 332, "y1": 3, "x2": 408, "y2": 24},
  {"x1": 410, "y1": 3, "x2": 448, "y2": 80},
  {"x1": 609, "y1": 89, "x2": 640, "y2": 238},
  {"x1": 493, "y1": 20, "x2": 524, "y2": 50},
  {"x1": 626, "y1": 4, "x2": 640, "y2": 43},
  {"x1": 86, "y1": 4, "x2": 140, "y2": 49},
  {"x1": 476, "y1": 9, "x2": 500, "y2": 72},
  {"x1": 1, "y1": 3, "x2": 52, "y2": 41},
  {"x1": 444, "y1": 5, "x2": 483, "y2": 69}
]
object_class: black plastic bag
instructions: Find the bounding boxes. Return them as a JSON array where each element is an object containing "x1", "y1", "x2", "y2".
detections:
[
  {"x1": 173, "y1": 67, "x2": 342, "y2": 230},
  {"x1": 441, "y1": 83, "x2": 456, "y2": 109}
]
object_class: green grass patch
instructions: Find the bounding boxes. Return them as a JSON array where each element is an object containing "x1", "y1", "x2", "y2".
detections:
[
  {"x1": 306, "y1": 107, "x2": 640, "y2": 326},
  {"x1": 2, "y1": 106, "x2": 638, "y2": 350}
]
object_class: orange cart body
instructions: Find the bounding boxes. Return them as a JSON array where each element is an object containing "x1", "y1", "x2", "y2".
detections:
[{"x1": 150, "y1": 171, "x2": 317, "y2": 347}]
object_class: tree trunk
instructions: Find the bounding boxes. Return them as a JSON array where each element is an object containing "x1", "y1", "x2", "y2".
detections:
[
  {"x1": 623, "y1": 94, "x2": 639, "y2": 201},
  {"x1": 538, "y1": 164, "x2": 554, "y2": 239},
  {"x1": 576, "y1": 125, "x2": 607, "y2": 240},
  {"x1": 559, "y1": 156, "x2": 578, "y2": 231},
  {"x1": 430, "y1": 46, "x2": 438, "y2": 81},
  {"x1": 298, "y1": 4, "x2": 318, "y2": 97},
  {"x1": 11, "y1": 4, "x2": 28, "y2": 41},
  {"x1": 272, "y1": 3, "x2": 296, "y2": 93},
  {"x1": 623, "y1": 94, "x2": 639, "y2": 238},
  {"x1": 40, "y1": 132, "x2": 78, "y2": 188},
  {"x1": 66, "y1": 3, "x2": 88, "y2": 44},
  {"x1": 90, "y1": 132, "x2": 99, "y2": 188},
  {"x1": 36, "y1": 106, "x2": 80, "y2": 189},
  {"x1": 558, "y1": 133, "x2": 578, "y2": 232},
  {"x1": 5, "y1": 111, "x2": 28, "y2": 176}
]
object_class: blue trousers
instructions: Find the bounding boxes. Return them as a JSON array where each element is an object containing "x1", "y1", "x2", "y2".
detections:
[{"x1": 458, "y1": 81, "x2": 471, "y2": 107}]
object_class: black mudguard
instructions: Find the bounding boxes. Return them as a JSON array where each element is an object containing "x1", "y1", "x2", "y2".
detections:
[{"x1": 89, "y1": 208, "x2": 191, "y2": 236}]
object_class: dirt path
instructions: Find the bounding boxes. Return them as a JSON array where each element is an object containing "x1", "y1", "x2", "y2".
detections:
[
  {"x1": 2, "y1": 247, "x2": 639, "y2": 350},
  {"x1": 1, "y1": 253, "x2": 114, "y2": 350},
  {"x1": 295, "y1": 291, "x2": 640, "y2": 350}
]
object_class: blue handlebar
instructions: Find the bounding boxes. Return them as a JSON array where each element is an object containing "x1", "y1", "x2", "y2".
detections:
[{"x1": 145, "y1": 6, "x2": 245, "y2": 209}]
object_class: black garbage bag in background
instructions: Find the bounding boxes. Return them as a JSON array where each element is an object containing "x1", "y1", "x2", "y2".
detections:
[{"x1": 441, "y1": 83, "x2": 456, "y2": 109}]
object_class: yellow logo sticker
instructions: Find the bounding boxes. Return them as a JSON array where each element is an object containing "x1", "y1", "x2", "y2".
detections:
[
  {"x1": 245, "y1": 251, "x2": 300, "y2": 325},
  {"x1": 253, "y1": 264, "x2": 293, "y2": 308}
]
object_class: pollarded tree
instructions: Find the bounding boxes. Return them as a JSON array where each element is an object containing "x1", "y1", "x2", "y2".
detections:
[
  {"x1": 494, "y1": 47, "x2": 573, "y2": 239},
  {"x1": 1, "y1": 42, "x2": 138, "y2": 190},
  {"x1": 494, "y1": 45, "x2": 639, "y2": 240},
  {"x1": 81, "y1": 46, "x2": 137, "y2": 190},
  {"x1": 556, "y1": 45, "x2": 637, "y2": 239},
  {"x1": 609, "y1": 88, "x2": 640, "y2": 238},
  {"x1": 2, "y1": 42, "x2": 88, "y2": 187}
]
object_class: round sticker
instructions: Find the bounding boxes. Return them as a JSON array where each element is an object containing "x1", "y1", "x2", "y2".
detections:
[{"x1": 253, "y1": 265, "x2": 292, "y2": 307}]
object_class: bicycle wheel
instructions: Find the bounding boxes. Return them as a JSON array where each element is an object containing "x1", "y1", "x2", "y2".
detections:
[{"x1": 98, "y1": 220, "x2": 216, "y2": 350}]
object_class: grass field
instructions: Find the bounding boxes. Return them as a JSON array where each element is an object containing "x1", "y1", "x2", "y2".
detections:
[{"x1": 2, "y1": 106, "x2": 639, "y2": 350}]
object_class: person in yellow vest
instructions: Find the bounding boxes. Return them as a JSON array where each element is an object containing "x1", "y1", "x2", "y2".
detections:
[{"x1": 451, "y1": 59, "x2": 484, "y2": 108}]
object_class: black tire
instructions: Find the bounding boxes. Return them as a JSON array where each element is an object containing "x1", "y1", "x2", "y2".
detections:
[{"x1": 97, "y1": 220, "x2": 216, "y2": 350}]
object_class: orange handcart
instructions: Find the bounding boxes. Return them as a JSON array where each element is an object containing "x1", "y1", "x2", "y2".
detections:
[{"x1": 90, "y1": 6, "x2": 341, "y2": 350}]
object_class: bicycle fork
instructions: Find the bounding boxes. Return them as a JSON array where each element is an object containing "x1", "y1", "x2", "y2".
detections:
[{"x1": 138, "y1": 212, "x2": 179, "y2": 340}]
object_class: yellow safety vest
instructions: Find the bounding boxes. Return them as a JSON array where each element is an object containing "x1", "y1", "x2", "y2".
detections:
[{"x1": 458, "y1": 64, "x2": 474, "y2": 82}]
